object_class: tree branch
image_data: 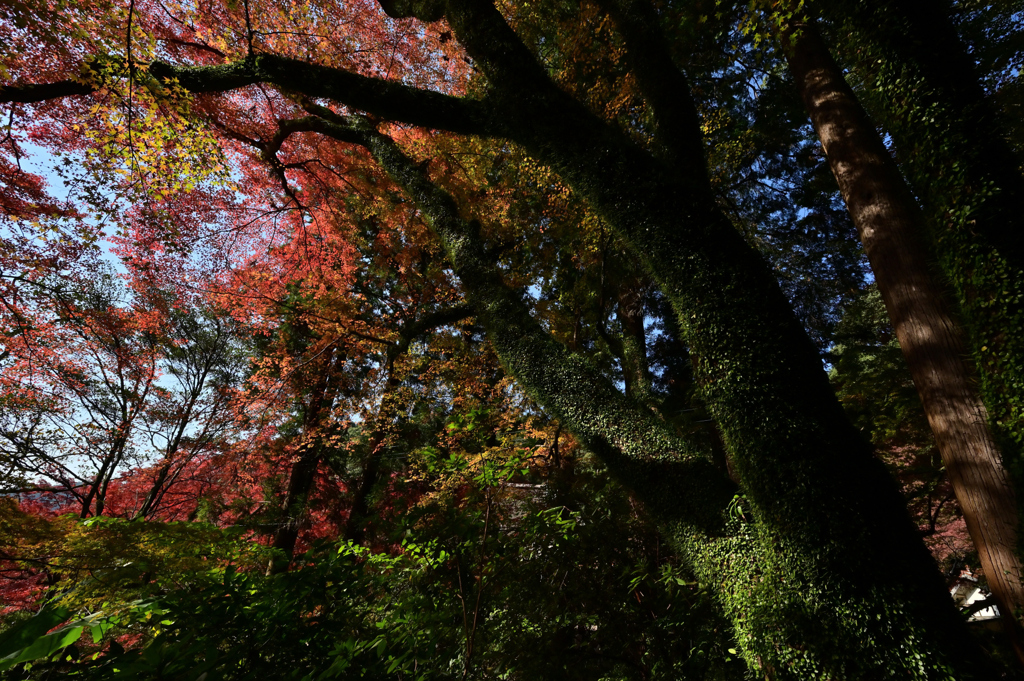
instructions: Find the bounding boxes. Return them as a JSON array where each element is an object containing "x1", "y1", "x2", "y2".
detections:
[
  {"x1": 442, "y1": 0, "x2": 561, "y2": 95},
  {"x1": 149, "y1": 54, "x2": 496, "y2": 135},
  {"x1": 378, "y1": 0, "x2": 446, "y2": 22},
  {"x1": 394, "y1": 302, "x2": 475, "y2": 353},
  {"x1": 346, "y1": 121, "x2": 733, "y2": 530},
  {"x1": 595, "y1": 0, "x2": 710, "y2": 186},
  {"x1": 0, "y1": 80, "x2": 95, "y2": 103},
  {"x1": 295, "y1": 104, "x2": 732, "y2": 519}
]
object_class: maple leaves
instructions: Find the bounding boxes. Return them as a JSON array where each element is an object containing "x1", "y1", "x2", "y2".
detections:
[
  {"x1": 0, "y1": 0, "x2": 714, "y2": 643},
  {"x1": 0, "y1": 0, "x2": 788, "y2": 565}
]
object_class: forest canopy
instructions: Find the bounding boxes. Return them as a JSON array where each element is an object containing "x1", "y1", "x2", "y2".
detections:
[{"x1": 1, "y1": 0, "x2": 1023, "y2": 678}]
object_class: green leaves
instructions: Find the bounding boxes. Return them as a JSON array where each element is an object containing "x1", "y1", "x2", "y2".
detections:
[
  {"x1": 0, "y1": 607, "x2": 118, "y2": 672},
  {"x1": 0, "y1": 607, "x2": 72, "y2": 666}
]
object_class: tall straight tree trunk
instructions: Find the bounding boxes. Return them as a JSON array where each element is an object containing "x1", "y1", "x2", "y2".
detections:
[
  {"x1": 819, "y1": 0, "x2": 1024, "y2": 270},
  {"x1": 818, "y1": 0, "x2": 1024, "y2": 528},
  {"x1": 781, "y1": 17, "x2": 1024, "y2": 657}
]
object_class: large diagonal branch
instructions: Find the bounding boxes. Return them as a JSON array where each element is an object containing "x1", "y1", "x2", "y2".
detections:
[
  {"x1": 153, "y1": 55, "x2": 495, "y2": 135},
  {"x1": 0, "y1": 56, "x2": 126, "y2": 104},
  {"x1": 0, "y1": 80, "x2": 95, "y2": 103},
  {"x1": 298, "y1": 111, "x2": 733, "y2": 530},
  {"x1": 2, "y1": 54, "x2": 496, "y2": 136}
]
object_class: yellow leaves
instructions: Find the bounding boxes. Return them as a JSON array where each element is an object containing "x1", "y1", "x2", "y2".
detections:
[
  {"x1": 0, "y1": 500, "x2": 57, "y2": 552},
  {"x1": 700, "y1": 108, "x2": 730, "y2": 138},
  {"x1": 77, "y1": 79, "x2": 234, "y2": 207},
  {"x1": 1, "y1": 510, "x2": 270, "y2": 615},
  {"x1": 737, "y1": 0, "x2": 806, "y2": 48}
]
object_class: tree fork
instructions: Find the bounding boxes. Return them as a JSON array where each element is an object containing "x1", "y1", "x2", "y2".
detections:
[
  {"x1": 435, "y1": 0, "x2": 994, "y2": 674},
  {"x1": 7, "y1": 3, "x2": 1000, "y2": 671}
]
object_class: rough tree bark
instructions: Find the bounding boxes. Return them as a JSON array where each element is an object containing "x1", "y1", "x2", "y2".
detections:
[
  {"x1": 345, "y1": 111, "x2": 985, "y2": 676},
  {"x1": 781, "y1": 16, "x2": 1024, "y2": 659},
  {"x1": 820, "y1": 0, "x2": 1024, "y2": 270},
  {"x1": 148, "y1": 5, "x2": 995, "y2": 674},
  {"x1": 819, "y1": 0, "x2": 1024, "y2": 536}
]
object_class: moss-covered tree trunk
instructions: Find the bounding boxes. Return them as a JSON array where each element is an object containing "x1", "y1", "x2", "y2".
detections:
[
  {"x1": 320, "y1": 0, "x2": 994, "y2": 674},
  {"x1": 298, "y1": 106, "x2": 985, "y2": 679},
  {"x1": 780, "y1": 16, "x2": 1024, "y2": 658}
]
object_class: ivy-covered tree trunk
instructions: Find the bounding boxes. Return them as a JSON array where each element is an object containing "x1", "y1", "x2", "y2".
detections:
[
  {"x1": 301, "y1": 107, "x2": 986, "y2": 681},
  {"x1": 264, "y1": 0, "x2": 996, "y2": 673},
  {"x1": 780, "y1": 16, "x2": 1024, "y2": 657},
  {"x1": 419, "y1": 1, "x2": 995, "y2": 675}
]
